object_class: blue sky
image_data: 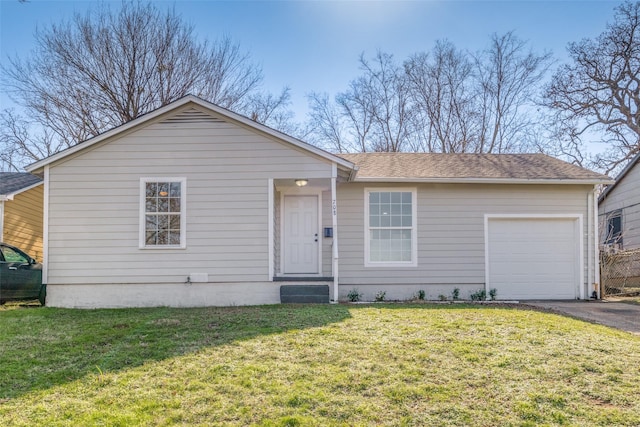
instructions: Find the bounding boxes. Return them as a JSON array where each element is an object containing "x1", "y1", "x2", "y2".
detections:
[{"x1": 0, "y1": 0, "x2": 623, "y2": 123}]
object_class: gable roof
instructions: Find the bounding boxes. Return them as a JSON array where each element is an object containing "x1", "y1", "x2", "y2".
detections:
[
  {"x1": 25, "y1": 95, "x2": 355, "y2": 173},
  {"x1": 598, "y1": 151, "x2": 640, "y2": 202},
  {"x1": 0, "y1": 172, "x2": 43, "y2": 198},
  {"x1": 339, "y1": 153, "x2": 612, "y2": 184}
]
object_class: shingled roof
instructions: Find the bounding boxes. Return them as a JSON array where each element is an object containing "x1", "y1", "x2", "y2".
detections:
[
  {"x1": 338, "y1": 153, "x2": 612, "y2": 184},
  {"x1": 0, "y1": 172, "x2": 43, "y2": 196}
]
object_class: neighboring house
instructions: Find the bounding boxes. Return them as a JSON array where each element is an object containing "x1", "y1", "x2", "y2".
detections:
[
  {"x1": 598, "y1": 152, "x2": 640, "y2": 250},
  {"x1": 0, "y1": 173, "x2": 44, "y2": 261},
  {"x1": 25, "y1": 95, "x2": 612, "y2": 308}
]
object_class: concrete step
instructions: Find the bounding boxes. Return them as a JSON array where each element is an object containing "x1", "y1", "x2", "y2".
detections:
[{"x1": 280, "y1": 285, "x2": 330, "y2": 304}]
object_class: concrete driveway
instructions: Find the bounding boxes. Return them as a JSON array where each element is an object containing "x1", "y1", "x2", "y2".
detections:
[{"x1": 525, "y1": 300, "x2": 640, "y2": 335}]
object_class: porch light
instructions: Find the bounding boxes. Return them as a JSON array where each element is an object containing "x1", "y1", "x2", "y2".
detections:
[{"x1": 295, "y1": 179, "x2": 308, "y2": 187}]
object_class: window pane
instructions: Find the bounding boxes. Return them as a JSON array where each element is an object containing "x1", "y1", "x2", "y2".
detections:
[
  {"x1": 146, "y1": 215, "x2": 158, "y2": 230},
  {"x1": 146, "y1": 183, "x2": 157, "y2": 198},
  {"x1": 402, "y1": 204, "x2": 411, "y2": 215},
  {"x1": 146, "y1": 231, "x2": 157, "y2": 245},
  {"x1": 380, "y1": 192, "x2": 390, "y2": 203},
  {"x1": 158, "y1": 198, "x2": 169, "y2": 212},
  {"x1": 170, "y1": 182, "x2": 181, "y2": 197},
  {"x1": 146, "y1": 198, "x2": 157, "y2": 213},
  {"x1": 402, "y1": 192, "x2": 412, "y2": 203},
  {"x1": 169, "y1": 198, "x2": 181, "y2": 212},
  {"x1": 1, "y1": 247, "x2": 28, "y2": 263},
  {"x1": 370, "y1": 204, "x2": 380, "y2": 215},
  {"x1": 391, "y1": 215, "x2": 402, "y2": 227},
  {"x1": 391, "y1": 204, "x2": 401, "y2": 215},
  {"x1": 169, "y1": 215, "x2": 181, "y2": 230},
  {"x1": 370, "y1": 215, "x2": 380, "y2": 227},
  {"x1": 391, "y1": 192, "x2": 401, "y2": 203},
  {"x1": 156, "y1": 231, "x2": 168, "y2": 245},
  {"x1": 158, "y1": 183, "x2": 169, "y2": 197},
  {"x1": 402, "y1": 215, "x2": 412, "y2": 227},
  {"x1": 370, "y1": 192, "x2": 379, "y2": 203},
  {"x1": 158, "y1": 215, "x2": 168, "y2": 230},
  {"x1": 381, "y1": 215, "x2": 391, "y2": 227},
  {"x1": 168, "y1": 231, "x2": 181, "y2": 245}
]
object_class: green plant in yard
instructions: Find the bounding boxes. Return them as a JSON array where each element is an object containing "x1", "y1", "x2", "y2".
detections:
[
  {"x1": 374, "y1": 291, "x2": 386, "y2": 302},
  {"x1": 347, "y1": 288, "x2": 362, "y2": 302},
  {"x1": 489, "y1": 288, "x2": 498, "y2": 301},
  {"x1": 1, "y1": 304, "x2": 639, "y2": 426},
  {"x1": 438, "y1": 294, "x2": 448, "y2": 301},
  {"x1": 452, "y1": 287, "x2": 460, "y2": 300},
  {"x1": 470, "y1": 289, "x2": 487, "y2": 301},
  {"x1": 416, "y1": 290, "x2": 426, "y2": 300}
]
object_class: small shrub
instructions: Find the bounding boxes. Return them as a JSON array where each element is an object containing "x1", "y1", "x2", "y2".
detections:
[
  {"x1": 470, "y1": 289, "x2": 487, "y2": 301},
  {"x1": 489, "y1": 288, "x2": 497, "y2": 301},
  {"x1": 452, "y1": 287, "x2": 460, "y2": 300},
  {"x1": 438, "y1": 294, "x2": 448, "y2": 301},
  {"x1": 416, "y1": 289, "x2": 426, "y2": 300},
  {"x1": 374, "y1": 290, "x2": 386, "y2": 302},
  {"x1": 347, "y1": 288, "x2": 362, "y2": 302}
]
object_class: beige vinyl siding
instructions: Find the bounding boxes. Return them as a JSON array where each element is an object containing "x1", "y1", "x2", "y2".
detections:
[
  {"x1": 3, "y1": 184, "x2": 44, "y2": 261},
  {"x1": 47, "y1": 107, "x2": 333, "y2": 285},
  {"x1": 337, "y1": 182, "x2": 592, "y2": 287},
  {"x1": 599, "y1": 164, "x2": 640, "y2": 249}
]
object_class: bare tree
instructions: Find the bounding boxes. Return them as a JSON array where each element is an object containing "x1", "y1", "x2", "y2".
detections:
[
  {"x1": 308, "y1": 34, "x2": 551, "y2": 154},
  {"x1": 1, "y1": 1, "x2": 290, "y2": 169},
  {"x1": 544, "y1": 1, "x2": 640, "y2": 173},
  {"x1": 308, "y1": 51, "x2": 412, "y2": 152},
  {"x1": 474, "y1": 32, "x2": 553, "y2": 153},
  {"x1": 405, "y1": 41, "x2": 476, "y2": 153}
]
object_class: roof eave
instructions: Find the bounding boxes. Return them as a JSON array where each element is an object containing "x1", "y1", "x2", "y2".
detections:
[
  {"x1": 0, "y1": 181, "x2": 43, "y2": 198},
  {"x1": 352, "y1": 177, "x2": 614, "y2": 185},
  {"x1": 598, "y1": 151, "x2": 640, "y2": 202}
]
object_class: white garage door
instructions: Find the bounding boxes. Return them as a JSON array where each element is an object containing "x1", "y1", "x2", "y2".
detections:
[{"x1": 486, "y1": 217, "x2": 580, "y2": 300}]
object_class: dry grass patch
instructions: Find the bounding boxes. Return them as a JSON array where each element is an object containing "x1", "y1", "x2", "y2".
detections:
[{"x1": 1, "y1": 303, "x2": 639, "y2": 426}]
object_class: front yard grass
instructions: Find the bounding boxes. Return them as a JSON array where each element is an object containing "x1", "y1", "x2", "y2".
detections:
[{"x1": 1, "y1": 303, "x2": 639, "y2": 426}]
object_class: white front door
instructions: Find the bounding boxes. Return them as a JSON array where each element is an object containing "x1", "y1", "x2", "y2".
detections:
[{"x1": 283, "y1": 195, "x2": 319, "y2": 274}]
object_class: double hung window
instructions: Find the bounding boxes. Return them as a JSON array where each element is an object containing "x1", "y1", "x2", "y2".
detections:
[
  {"x1": 365, "y1": 189, "x2": 417, "y2": 266},
  {"x1": 140, "y1": 178, "x2": 186, "y2": 248}
]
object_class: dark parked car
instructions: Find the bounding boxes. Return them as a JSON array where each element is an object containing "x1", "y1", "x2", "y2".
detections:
[{"x1": 0, "y1": 243, "x2": 45, "y2": 305}]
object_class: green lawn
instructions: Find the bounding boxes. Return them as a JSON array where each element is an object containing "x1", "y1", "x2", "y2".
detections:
[{"x1": 1, "y1": 303, "x2": 639, "y2": 426}]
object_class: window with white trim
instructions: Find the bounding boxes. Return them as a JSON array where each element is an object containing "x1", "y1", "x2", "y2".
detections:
[
  {"x1": 365, "y1": 189, "x2": 417, "y2": 266},
  {"x1": 140, "y1": 178, "x2": 186, "y2": 248}
]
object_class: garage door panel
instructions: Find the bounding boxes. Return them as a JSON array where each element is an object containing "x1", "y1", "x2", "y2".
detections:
[{"x1": 487, "y1": 218, "x2": 579, "y2": 300}]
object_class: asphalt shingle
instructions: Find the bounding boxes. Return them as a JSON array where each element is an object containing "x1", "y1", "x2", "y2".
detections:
[
  {"x1": 0, "y1": 172, "x2": 43, "y2": 195},
  {"x1": 338, "y1": 153, "x2": 611, "y2": 182}
]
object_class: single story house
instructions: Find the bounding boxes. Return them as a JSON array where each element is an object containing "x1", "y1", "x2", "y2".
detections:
[
  {"x1": 26, "y1": 95, "x2": 612, "y2": 308},
  {"x1": 598, "y1": 151, "x2": 640, "y2": 250},
  {"x1": 0, "y1": 172, "x2": 44, "y2": 260}
]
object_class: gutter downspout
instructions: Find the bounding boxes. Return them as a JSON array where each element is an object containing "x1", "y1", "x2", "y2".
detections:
[
  {"x1": 42, "y1": 165, "x2": 49, "y2": 286},
  {"x1": 331, "y1": 163, "x2": 339, "y2": 303},
  {"x1": 587, "y1": 191, "x2": 594, "y2": 300},
  {"x1": 593, "y1": 186, "x2": 601, "y2": 298}
]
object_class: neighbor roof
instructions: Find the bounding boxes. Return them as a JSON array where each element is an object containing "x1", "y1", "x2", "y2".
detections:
[
  {"x1": 339, "y1": 153, "x2": 612, "y2": 184},
  {"x1": 0, "y1": 172, "x2": 43, "y2": 196}
]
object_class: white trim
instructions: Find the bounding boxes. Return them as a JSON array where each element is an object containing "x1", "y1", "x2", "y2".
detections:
[
  {"x1": 139, "y1": 177, "x2": 187, "y2": 249},
  {"x1": 0, "y1": 200, "x2": 4, "y2": 242},
  {"x1": 26, "y1": 95, "x2": 355, "y2": 173},
  {"x1": 593, "y1": 186, "x2": 601, "y2": 296},
  {"x1": 354, "y1": 177, "x2": 613, "y2": 185},
  {"x1": 331, "y1": 163, "x2": 339, "y2": 303},
  {"x1": 583, "y1": 191, "x2": 597, "y2": 295},
  {"x1": 268, "y1": 179, "x2": 274, "y2": 281},
  {"x1": 279, "y1": 188, "x2": 323, "y2": 276},
  {"x1": 43, "y1": 166, "x2": 49, "y2": 285},
  {"x1": 484, "y1": 214, "x2": 584, "y2": 300},
  {"x1": 364, "y1": 187, "x2": 418, "y2": 268}
]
